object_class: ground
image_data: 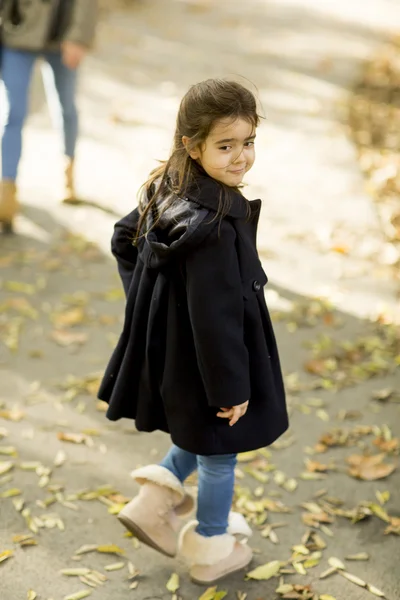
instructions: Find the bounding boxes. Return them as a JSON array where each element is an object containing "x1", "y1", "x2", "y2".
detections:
[{"x1": 1, "y1": 1, "x2": 400, "y2": 600}]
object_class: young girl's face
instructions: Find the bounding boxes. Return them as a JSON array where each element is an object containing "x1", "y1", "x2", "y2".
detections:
[{"x1": 189, "y1": 118, "x2": 256, "y2": 187}]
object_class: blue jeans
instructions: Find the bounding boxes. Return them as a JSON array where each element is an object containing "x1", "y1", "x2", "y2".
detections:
[
  {"x1": 1, "y1": 47, "x2": 78, "y2": 180},
  {"x1": 160, "y1": 445, "x2": 237, "y2": 537}
]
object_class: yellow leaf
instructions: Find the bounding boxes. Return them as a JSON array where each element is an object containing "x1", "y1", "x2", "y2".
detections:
[
  {"x1": 246, "y1": 560, "x2": 280, "y2": 580},
  {"x1": 0, "y1": 446, "x2": 17, "y2": 456},
  {"x1": 328, "y1": 557, "x2": 345, "y2": 570},
  {"x1": 320, "y1": 596, "x2": 337, "y2": 600},
  {"x1": 104, "y1": 562, "x2": 125, "y2": 571},
  {"x1": 237, "y1": 451, "x2": 258, "y2": 463},
  {"x1": 367, "y1": 584, "x2": 386, "y2": 597},
  {"x1": 292, "y1": 544, "x2": 310, "y2": 555},
  {"x1": 52, "y1": 307, "x2": 86, "y2": 328},
  {"x1": 198, "y1": 588, "x2": 227, "y2": 600},
  {"x1": 340, "y1": 571, "x2": 367, "y2": 588},
  {"x1": 4, "y1": 281, "x2": 35, "y2": 295},
  {"x1": 96, "y1": 544, "x2": 125, "y2": 555},
  {"x1": 345, "y1": 552, "x2": 369, "y2": 561},
  {"x1": 293, "y1": 561, "x2": 307, "y2": 575},
  {"x1": 166, "y1": 572, "x2": 180, "y2": 593},
  {"x1": 61, "y1": 568, "x2": 91, "y2": 576},
  {"x1": 276, "y1": 583, "x2": 294, "y2": 594},
  {"x1": 0, "y1": 408, "x2": 25, "y2": 421},
  {"x1": 0, "y1": 461, "x2": 14, "y2": 475},
  {"x1": 0, "y1": 488, "x2": 21, "y2": 499},
  {"x1": 369, "y1": 503, "x2": 390, "y2": 522},
  {"x1": 63, "y1": 591, "x2": 92, "y2": 600},
  {"x1": 0, "y1": 550, "x2": 14, "y2": 564},
  {"x1": 27, "y1": 591, "x2": 37, "y2": 600}
]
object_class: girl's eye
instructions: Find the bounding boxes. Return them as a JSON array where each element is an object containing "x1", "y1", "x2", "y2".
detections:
[
  {"x1": 219, "y1": 146, "x2": 231, "y2": 151},
  {"x1": 245, "y1": 141, "x2": 255, "y2": 147}
]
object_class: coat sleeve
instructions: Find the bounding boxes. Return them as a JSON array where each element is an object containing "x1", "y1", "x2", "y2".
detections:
[
  {"x1": 64, "y1": 0, "x2": 98, "y2": 48},
  {"x1": 111, "y1": 211, "x2": 139, "y2": 297},
  {"x1": 185, "y1": 220, "x2": 250, "y2": 408}
]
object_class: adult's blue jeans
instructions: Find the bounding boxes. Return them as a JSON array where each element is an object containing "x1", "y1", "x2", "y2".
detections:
[
  {"x1": 160, "y1": 444, "x2": 237, "y2": 537},
  {"x1": 1, "y1": 47, "x2": 78, "y2": 181}
]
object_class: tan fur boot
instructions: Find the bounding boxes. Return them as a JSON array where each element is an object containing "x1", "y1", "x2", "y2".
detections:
[
  {"x1": 117, "y1": 465, "x2": 194, "y2": 558},
  {"x1": 0, "y1": 180, "x2": 18, "y2": 233},
  {"x1": 62, "y1": 157, "x2": 79, "y2": 204},
  {"x1": 179, "y1": 520, "x2": 253, "y2": 584}
]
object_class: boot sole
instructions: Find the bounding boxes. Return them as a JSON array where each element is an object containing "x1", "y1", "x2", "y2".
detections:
[
  {"x1": 190, "y1": 550, "x2": 253, "y2": 585},
  {"x1": 117, "y1": 513, "x2": 176, "y2": 558}
]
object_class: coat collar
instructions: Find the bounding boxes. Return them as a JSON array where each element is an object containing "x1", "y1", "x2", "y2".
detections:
[{"x1": 185, "y1": 165, "x2": 259, "y2": 219}]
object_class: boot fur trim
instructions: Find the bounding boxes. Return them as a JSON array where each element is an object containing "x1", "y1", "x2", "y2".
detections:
[
  {"x1": 130, "y1": 465, "x2": 185, "y2": 500},
  {"x1": 228, "y1": 512, "x2": 252, "y2": 539},
  {"x1": 178, "y1": 520, "x2": 235, "y2": 566}
]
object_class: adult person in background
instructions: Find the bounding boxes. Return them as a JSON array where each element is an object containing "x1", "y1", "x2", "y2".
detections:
[{"x1": 0, "y1": 0, "x2": 98, "y2": 232}]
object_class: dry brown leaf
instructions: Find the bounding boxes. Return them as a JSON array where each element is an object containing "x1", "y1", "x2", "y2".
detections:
[
  {"x1": 50, "y1": 330, "x2": 88, "y2": 347},
  {"x1": 346, "y1": 454, "x2": 396, "y2": 480},
  {"x1": 0, "y1": 408, "x2": 25, "y2": 421},
  {"x1": 384, "y1": 516, "x2": 400, "y2": 535},
  {"x1": 373, "y1": 437, "x2": 399, "y2": 453},
  {"x1": 52, "y1": 307, "x2": 86, "y2": 328},
  {"x1": 57, "y1": 432, "x2": 89, "y2": 445}
]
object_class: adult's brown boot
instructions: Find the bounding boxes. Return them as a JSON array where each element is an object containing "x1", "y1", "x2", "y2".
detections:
[
  {"x1": 0, "y1": 180, "x2": 18, "y2": 233},
  {"x1": 117, "y1": 465, "x2": 194, "y2": 558},
  {"x1": 62, "y1": 157, "x2": 79, "y2": 204}
]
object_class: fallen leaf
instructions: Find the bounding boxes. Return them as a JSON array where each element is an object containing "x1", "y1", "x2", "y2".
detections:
[
  {"x1": 0, "y1": 461, "x2": 14, "y2": 476},
  {"x1": 345, "y1": 553, "x2": 369, "y2": 561},
  {"x1": 96, "y1": 544, "x2": 125, "y2": 556},
  {"x1": 384, "y1": 516, "x2": 400, "y2": 535},
  {"x1": 320, "y1": 596, "x2": 337, "y2": 600},
  {"x1": 61, "y1": 568, "x2": 91, "y2": 576},
  {"x1": 346, "y1": 454, "x2": 396, "y2": 480},
  {"x1": 166, "y1": 572, "x2": 180, "y2": 593},
  {"x1": 63, "y1": 591, "x2": 92, "y2": 600},
  {"x1": 50, "y1": 330, "x2": 88, "y2": 347},
  {"x1": 367, "y1": 584, "x2": 386, "y2": 597},
  {"x1": 328, "y1": 557, "x2": 345, "y2": 571},
  {"x1": 104, "y1": 562, "x2": 125, "y2": 571},
  {"x1": 57, "y1": 432, "x2": 89, "y2": 445},
  {"x1": 4, "y1": 281, "x2": 35, "y2": 295},
  {"x1": 52, "y1": 307, "x2": 86, "y2": 328},
  {"x1": 0, "y1": 550, "x2": 13, "y2": 564},
  {"x1": 27, "y1": 592, "x2": 37, "y2": 600},
  {"x1": 340, "y1": 571, "x2": 367, "y2": 588},
  {"x1": 246, "y1": 560, "x2": 281, "y2": 580},
  {"x1": 0, "y1": 408, "x2": 25, "y2": 421}
]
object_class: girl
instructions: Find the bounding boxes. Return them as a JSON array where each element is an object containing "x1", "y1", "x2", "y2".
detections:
[
  {"x1": 98, "y1": 79, "x2": 289, "y2": 584},
  {"x1": 0, "y1": 0, "x2": 98, "y2": 232}
]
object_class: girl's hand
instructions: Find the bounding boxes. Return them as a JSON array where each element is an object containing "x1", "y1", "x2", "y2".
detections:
[
  {"x1": 217, "y1": 401, "x2": 249, "y2": 426},
  {"x1": 61, "y1": 42, "x2": 87, "y2": 69}
]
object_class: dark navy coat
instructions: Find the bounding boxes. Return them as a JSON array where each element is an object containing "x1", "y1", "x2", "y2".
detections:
[{"x1": 98, "y1": 174, "x2": 288, "y2": 455}]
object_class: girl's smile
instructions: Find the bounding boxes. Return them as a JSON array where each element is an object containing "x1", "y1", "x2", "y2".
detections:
[{"x1": 184, "y1": 117, "x2": 256, "y2": 187}]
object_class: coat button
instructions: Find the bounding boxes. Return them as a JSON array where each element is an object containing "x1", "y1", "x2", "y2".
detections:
[{"x1": 253, "y1": 280, "x2": 261, "y2": 292}]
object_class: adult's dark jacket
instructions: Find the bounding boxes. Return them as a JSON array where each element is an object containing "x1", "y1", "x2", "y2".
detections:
[{"x1": 98, "y1": 173, "x2": 288, "y2": 455}]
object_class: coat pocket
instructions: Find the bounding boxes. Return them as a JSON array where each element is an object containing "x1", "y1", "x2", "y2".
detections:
[{"x1": 241, "y1": 268, "x2": 268, "y2": 300}]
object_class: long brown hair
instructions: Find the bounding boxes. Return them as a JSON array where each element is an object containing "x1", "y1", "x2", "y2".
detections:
[{"x1": 137, "y1": 79, "x2": 261, "y2": 237}]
